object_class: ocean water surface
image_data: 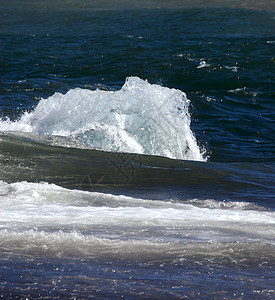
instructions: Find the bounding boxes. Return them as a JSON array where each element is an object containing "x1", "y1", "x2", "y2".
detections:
[{"x1": 1, "y1": 0, "x2": 275, "y2": 298}]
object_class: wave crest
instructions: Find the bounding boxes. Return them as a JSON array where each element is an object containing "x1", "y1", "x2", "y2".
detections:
[{"x1": 1, "y1": 77, "x2": 204, "y2": 161}]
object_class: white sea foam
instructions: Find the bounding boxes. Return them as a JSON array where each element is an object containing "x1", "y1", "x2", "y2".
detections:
[
  {"x1": 1, "y1": 180, "x2": 275, "y2": 259},
  {"x1": 0, "y1": 77, "x2": 204, "y2": 161},
  {"x1": 197, "y1": 60, "x2": 210, "y2": 68}
]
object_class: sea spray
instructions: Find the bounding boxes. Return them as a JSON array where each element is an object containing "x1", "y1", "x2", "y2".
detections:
[{"x1": 0, "y1": 77, "x2": 204, "y2": 161}]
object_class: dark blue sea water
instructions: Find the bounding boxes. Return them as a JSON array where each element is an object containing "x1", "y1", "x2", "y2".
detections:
[{"x1": 1, "y1": 1, "x2": 275, "y2": 299}]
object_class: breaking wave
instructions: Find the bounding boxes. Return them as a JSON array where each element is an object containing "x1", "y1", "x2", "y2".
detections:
[{"x1": 0, "y1": 77, "x2": 205, "y2": 161}]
